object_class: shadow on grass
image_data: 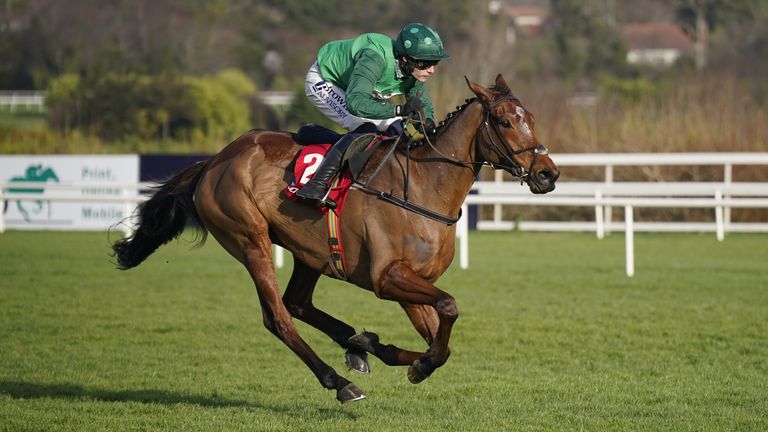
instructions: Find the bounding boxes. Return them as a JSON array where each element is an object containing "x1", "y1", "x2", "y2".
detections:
[
  {"x1": 0, "y1": 380, "x2": 258, "y2": 408},
  {"x1": 0, "y1": 380, "x2": 357, "y2": 419}
]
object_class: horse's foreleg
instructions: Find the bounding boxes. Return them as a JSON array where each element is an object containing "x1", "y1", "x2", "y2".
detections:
[
  {"x1": 282, "y1": 260, "x2": 370, "y2": 373},
  {"x1": 375, "y1": 261, "x2": 458, "y2": 384},
  {"x1": 282, "y1": 260, "x2": 426, "y2": 371},
  {"x1": 241, "y1": 242, "x2": 365, "y2": 403},
  {"x1": 401, "y1": 303, "x2": 440, "y2": 346}
]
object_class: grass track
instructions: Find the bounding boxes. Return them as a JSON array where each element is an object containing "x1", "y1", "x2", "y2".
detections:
[{"x1": 1, "y1": 230, "x2": 766, "y2": 431}]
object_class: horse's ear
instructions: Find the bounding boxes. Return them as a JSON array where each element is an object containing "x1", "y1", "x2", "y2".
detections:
[
  {"x1": 465, "y1": 76, "x2": 494, "y2": 104},
  {"x1": 495, "y1": 74, "x2": 511, "y2": 95}
]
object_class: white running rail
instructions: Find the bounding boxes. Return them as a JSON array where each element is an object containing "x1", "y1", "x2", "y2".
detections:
[{"x1": 3, "y1": 153, "x2": 768, "y2": 276}]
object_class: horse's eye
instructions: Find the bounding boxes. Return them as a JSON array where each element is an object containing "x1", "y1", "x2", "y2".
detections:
[{"x1": 498, "y1": 119, "x2": 512, "y2": 128}]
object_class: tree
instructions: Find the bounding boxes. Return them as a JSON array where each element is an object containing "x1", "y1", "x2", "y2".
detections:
[
  {"x1": 549, "y1": 0, "x2": 627, "y2": 82},
  {"x1": 673, "y1": 0, "x2": 758, "y2": 69}
]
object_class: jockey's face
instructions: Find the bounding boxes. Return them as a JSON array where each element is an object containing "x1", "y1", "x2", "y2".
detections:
[
  {"x1": 411, "y1": 64, "x2": 436, "y2": 82},
  {"x1": 405, "y1": 57, "x2": 439, "y2": 83}
]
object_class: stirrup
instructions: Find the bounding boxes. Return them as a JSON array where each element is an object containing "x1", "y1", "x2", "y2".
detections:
[
  {"x1": 318, "y1": 188, "x2": 337, "y2": 209},
  {"x1": 297, "y1": 183, "x2": 337, "y2": 209}
]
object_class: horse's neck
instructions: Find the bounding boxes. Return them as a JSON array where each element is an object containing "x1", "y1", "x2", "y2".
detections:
[
  {"x1": 435, "y1": 103, "x2": 483, "y2": 173},
  {"x1": 413, "y1": 103, "x2": 484, "y2": 207}
]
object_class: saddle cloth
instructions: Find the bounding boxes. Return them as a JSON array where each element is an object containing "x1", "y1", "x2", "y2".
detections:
[{"x1": 284, "y1": 144, "x2": 354, "y2": 213}]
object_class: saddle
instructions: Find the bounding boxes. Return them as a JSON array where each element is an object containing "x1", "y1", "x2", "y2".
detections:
[
  {"x1": 285, "y1": 124, "x2": 396, "y2": 213},
  {"x1": 294, "y1": 124, "x2": 393, "y2": 182}
]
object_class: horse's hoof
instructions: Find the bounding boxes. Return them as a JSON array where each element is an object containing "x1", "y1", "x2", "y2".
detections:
[
  {"x1": 336, "y1": 382, "x2": 366, "y2": 403},
  {"x1": 407, "y1": 359, "x2": 433, "y2": 384},
  {"x1": 347, "y1": 331, "x2": 379, "y2": 352},
  {"x1": 345, "y1": 350, "x2": 371, "y2": 374}
]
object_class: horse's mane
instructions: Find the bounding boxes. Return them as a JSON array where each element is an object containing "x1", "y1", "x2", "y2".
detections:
[
  {"x1": 431, "y1": 84, "x2": 514, "y2": 136},
  {"x1": 432, "y1": 97, "x2": 477, "y2": 136}
]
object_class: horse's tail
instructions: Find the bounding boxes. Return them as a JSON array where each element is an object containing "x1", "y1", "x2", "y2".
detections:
[{"x1": 112, "y1": 160, "x2": 209, "y2": 270}]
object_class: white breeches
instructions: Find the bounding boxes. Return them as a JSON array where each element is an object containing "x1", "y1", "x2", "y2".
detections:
[{"x1": 304, "y1": 62, "x2": 400, "y2": 132}]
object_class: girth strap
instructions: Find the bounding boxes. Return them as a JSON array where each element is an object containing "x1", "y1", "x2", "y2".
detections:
[{"x1": 326, "y1": 176, "x2": 348, "y2": 280}]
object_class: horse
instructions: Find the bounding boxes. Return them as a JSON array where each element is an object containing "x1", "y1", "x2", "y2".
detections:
[{"x1": 112, "y1": 74, "x2": 560, "y2": 403}]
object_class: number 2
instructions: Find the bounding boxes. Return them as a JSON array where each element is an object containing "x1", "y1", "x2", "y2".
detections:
[{"x1": 299, "y1": 153, "x2": 324, "y2": 185}]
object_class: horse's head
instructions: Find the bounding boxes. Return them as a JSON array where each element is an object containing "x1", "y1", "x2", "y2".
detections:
[{"x1": 466, "y1": 74, "x2": 559, "y2": 194}]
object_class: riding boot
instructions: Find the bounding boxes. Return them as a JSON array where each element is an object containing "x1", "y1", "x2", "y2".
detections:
[{"x1": 296, "y1": 133, "x2": 357, "y2": 208}]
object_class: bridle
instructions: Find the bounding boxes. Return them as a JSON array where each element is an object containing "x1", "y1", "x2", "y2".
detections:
[
  {"x1": 476, "y1": 95, "x2": 549, "y2": 181},
  {"x1": 420, "y1": 95, "x2": 549, "y2": 182}
]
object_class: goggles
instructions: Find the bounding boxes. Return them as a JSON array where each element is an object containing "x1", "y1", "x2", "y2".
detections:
[{"x1": 411, "y1": 59, "x2": 440, "y2": 70}]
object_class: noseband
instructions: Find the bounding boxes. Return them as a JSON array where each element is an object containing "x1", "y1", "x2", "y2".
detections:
[{"x1": 476, "y1": 95, "x2": 549, "y2": 180}]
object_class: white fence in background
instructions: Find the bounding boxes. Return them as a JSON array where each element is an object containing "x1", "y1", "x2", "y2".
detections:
[
  {"x1": 0, "y1": 181, "x2": 287, "y2": 268},
  {"x1": 3, "y1": 153, "x2": 768, "y2": 277},
  {"x1": 0, "y1": 91, "x2": 46, "y2": 112},
  {"x1": 0, "y1": 90, "x2": 295, "y2": 111},
  {"x1": 479, "y1": 152, "x2": 768, "y2": 230},
  {"x1": 458, "y1": 189, "x2": 768, "y2": 277},
  {"x1": 459, "y1": 152, "x2": 768, "y2": 276}
]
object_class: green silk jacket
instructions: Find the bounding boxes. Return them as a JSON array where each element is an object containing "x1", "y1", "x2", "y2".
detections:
[{"x1": 316, "y1": 33, "x2": 435, "y2": 120}]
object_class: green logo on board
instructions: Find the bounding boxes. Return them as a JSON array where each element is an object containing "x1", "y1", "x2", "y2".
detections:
[{"x1": 4, "y1": 164, "x2": 60, "y2": 221}]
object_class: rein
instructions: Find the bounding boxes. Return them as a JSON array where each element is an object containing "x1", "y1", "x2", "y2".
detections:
[
  {"x1": 356, "y1": 95, "x2": 547, "y2": 225},
  {"x1": 356, "y1": 130, "x2": 462, "y2": 225}
]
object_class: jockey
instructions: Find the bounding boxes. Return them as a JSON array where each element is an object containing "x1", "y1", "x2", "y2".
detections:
[{"x1": 298, "y1": 22, "x2": 449, "y2": 208}]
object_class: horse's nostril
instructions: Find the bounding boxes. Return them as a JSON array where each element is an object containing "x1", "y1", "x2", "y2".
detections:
[
  {"x1": 537, "y1": 169, "x2": 560, "y2": 184},
  {"x1": 538, "y1": 170, "x2": 554, "y2": 183}
]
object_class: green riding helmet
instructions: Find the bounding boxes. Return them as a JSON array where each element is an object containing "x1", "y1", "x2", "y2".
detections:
[{"x1": 394, "y1": 23, "x2": 450, "y2": 61}]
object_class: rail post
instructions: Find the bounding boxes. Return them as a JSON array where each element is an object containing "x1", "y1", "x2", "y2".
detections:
[
  {"x1": 274, "y1": 245, "x2": 284, "y2": 268},
  {"x1": 723, "y1": 163, "x2": 732, "y2": 232},
  {"x1": 595, "y1": 189, "x2": 604, "y2": 239},
  {"x1": 493, "y1": 170, "x2": 503, "y2": 226},
  {"x1": 459, "y1": 203, "x2": 469, "y2": 269},
  {"x1": 604, "y1": 164, "x2": 614, "y2": 234},
  {"x1": 715, "y1": 189, "x2": 724, "y2": 241},
  {"x1": 625, "y1": 205, "x2": 634, "y2": 277},
  {"x1": 0, "y1": 198, "x2": 5, "y2": 233}
]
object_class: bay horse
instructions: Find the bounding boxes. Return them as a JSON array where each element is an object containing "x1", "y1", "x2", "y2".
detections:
[{"x1": 112, "y1": 74, "x2": 559, "y2": 403}]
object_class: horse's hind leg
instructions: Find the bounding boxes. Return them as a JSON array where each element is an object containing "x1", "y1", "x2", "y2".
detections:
[
  {"x1": 345, "y1": 303, "x2": 446, "y2": 372},
  {"x1": 343, "y1": 304, "x2": 434, "y2": 368},
  {"x1": 282, "y1": 260, "x2": 370, "y2": 373},
  {"x1": 238, "y1": 234, "x2": 365, "y2": 403}
]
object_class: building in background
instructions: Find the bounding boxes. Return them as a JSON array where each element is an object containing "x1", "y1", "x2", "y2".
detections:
[
  {"x1": 488, "y1": 1, "x2": 548, "y2": 45},
  {"x1": 620, "y1": 23, "x2": 694, "y2": 67}
]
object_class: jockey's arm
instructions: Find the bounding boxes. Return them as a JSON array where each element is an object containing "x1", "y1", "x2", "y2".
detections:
[{"x1": 345, "y1": 49, "x2": 435, "y2": 121}]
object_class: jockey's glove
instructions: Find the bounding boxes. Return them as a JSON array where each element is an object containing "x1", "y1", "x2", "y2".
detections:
[{"x1": 395, "y1": 96, "x2": 424, "y2": 117}]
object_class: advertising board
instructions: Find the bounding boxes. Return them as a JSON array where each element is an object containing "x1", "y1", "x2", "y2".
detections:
[{"x1": 0, "y1": 155, "x2": 139, "y2": 230}]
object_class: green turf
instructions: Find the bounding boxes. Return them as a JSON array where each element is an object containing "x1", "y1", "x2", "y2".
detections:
[
  {"x1": 1, "y1": 230, "x2": 766, "y2": 431},
  {"x1": 0, "y1": 110, "x2": 47, "y2": 128}
]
